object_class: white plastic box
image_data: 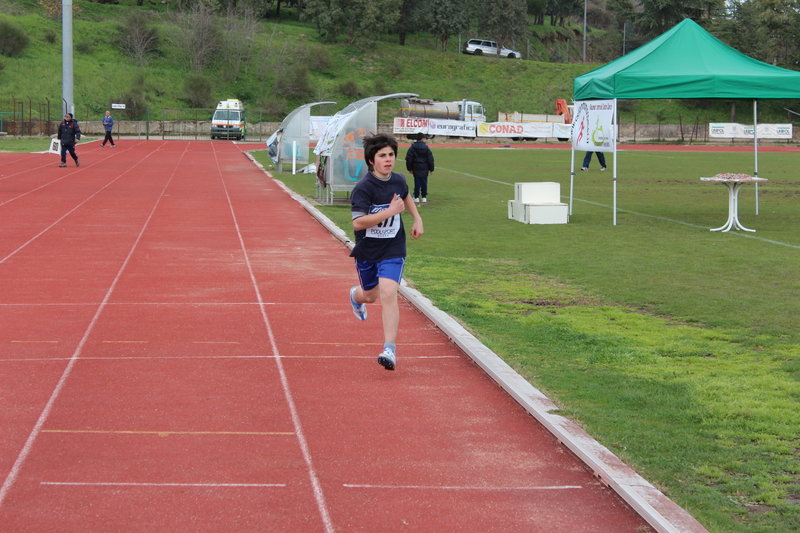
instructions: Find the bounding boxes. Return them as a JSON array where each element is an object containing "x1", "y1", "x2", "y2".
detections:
[{"x1": 507, "y1": 182, "x2": 568, "y2": 224}]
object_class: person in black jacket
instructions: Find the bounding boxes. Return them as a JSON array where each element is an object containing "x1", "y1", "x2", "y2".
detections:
[
  {"x1": 57, "y1": 113, "x2": 82, "y2": 167},
  {"x1": 404, "y1": 134, "x2": 435, "y2": 203}
]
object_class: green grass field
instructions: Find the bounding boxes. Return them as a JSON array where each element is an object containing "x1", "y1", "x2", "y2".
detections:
[{"x1": 254, "y1": 145, "x2": 800, "y2": 533}]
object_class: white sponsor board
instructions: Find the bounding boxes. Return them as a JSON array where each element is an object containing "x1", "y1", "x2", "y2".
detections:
[
  {"x1": 394, "y1": 117, "x2": 572, "y2": 139},
  {"x1": 709, "y1": 123, "x2": 793, "y2": 139},
  {"x1": 571, "y1": 100, "x2": 615, "y2": 152},
  {"x1": 393, "y1": 117, "x2": 429, "y2": 135},
  {"x1": 429, "y1": 118, "x2": 477, "y2": 137}
]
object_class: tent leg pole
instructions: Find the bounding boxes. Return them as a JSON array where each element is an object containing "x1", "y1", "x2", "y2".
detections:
[
  {"x1": 570, "y1": 147, "x2": 575, "y2": 216},
  {"x1": 754, "y1": 99, "x2": 759, "y2": 215}
]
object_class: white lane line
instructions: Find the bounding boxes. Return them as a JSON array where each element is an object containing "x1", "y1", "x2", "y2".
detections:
[
  {"x1": 0, "y1": 141, "x2": 184, "y2": 509},
  {"x1": 214, "y1": 146, "x2": 335, "y2": 533},
  {"x1": 1, "y1": 355, "x2": 461, "y2": 362},
  {"x1": 343, "y1": 484, "x2": 583, "y2": 491},
  {"x1": 41, "y1": 482, "x2": 285, "y2": 488},
  {"x1": 1, "y1": 142, "x2": 161, "y2": 264}
]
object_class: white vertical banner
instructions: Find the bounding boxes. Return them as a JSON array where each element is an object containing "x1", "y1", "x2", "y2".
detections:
[{"x1": 571, "y1": 100, "x2": 615, "y2": 152}]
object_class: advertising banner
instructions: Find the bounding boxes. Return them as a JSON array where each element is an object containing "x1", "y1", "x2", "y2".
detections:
[
  {"x1": 571, "y1": 100, "x2": 615, "y2": 152},
  {"x1": 393, "y1": 117, "x2": 428, "y2": 135},
  {"x1": 477, "y1": 122, "x2": 553, "y2": 138},
  {"x1": 708, "y1": 123, "x2": 793, "y2": 139},
  {"x1": 428, "y1": 118, "x2": 477, "y2": 137}
]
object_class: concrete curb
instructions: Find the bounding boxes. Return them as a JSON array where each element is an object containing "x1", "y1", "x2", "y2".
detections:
[{"x1": 244, "y1": 152, "x2": 709, "y2": 533}]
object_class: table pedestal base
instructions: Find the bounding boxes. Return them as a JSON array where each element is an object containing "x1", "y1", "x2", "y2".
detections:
[{"x1": 711, "y1": 182, "x2": 756, "y2": 233}]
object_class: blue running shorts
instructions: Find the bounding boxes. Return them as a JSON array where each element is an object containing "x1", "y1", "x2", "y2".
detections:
[{"x1": 355, "y1": 257, "x2": 406, "y2": 291}]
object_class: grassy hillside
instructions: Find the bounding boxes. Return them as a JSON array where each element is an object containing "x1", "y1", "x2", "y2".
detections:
[{"x1": 1, "y1": 0, "x2": 798, "y2": 125}]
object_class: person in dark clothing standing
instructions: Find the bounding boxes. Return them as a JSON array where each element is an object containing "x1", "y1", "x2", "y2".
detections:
[
  {"x1": 404, "y1": 135, "x2": 435, "y2": 203},
  {"x1": 57, "y1": 113, "x2": 82, "y2": 167},
  {"x1": 101, "y1": 110, "x2": 116, "y2": 147},
  {"x1": 581, "y1": 151, "x2": 607, "y2": 171}
]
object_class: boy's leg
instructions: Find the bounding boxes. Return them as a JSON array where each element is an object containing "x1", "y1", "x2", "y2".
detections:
[
  {"x1": 597, "y1": 151, "x2": 607, "y2": 168},
  {"x1": 375, "y1": 258, "x2": 405, "y2": 370},
  {"x1": 582, "y1": 152, "x2": 592, "y2": 169},
  {"x1": 60, "y1": 144, "x2": 68, "y2": 164},
  {"x1": 378, "y1": 277, "x2": 400, "y2": 344}
]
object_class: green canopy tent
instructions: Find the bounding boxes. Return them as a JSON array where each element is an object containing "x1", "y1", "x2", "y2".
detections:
[{"x1": 572, "y1": 18, "x2": 800, "y2": 224}]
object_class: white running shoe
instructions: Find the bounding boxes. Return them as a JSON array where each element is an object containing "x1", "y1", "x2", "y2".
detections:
[
  {"x1": 421, "y1": 197, "x2": 427, "y2": 203},
  {"x1": 414, "y1": 197, "x2": 420, "y2": 203},
  {"x1": 378, "y1": 347, "x2": 396, "y2": 370},
  {"x1": 581, "y1": 167, "x2": 588, "y2": 171},
  {"x1": 349, "y1": 286, "x2": 367, "y2": 320},
  {"x1": 600, "y1": 167, "x2": 607, "y2": 171}
]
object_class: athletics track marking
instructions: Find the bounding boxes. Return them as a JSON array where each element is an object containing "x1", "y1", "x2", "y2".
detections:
[
  {"x1": 0, "y1": 144, "x2": 187, "y2": 508},
  {"x1": 212, "y1": 146, "x2": 336, "y2": 533}
]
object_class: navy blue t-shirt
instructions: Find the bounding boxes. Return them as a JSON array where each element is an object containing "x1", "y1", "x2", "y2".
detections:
[{"x1": 350, "y1": 171, "x2": 410, "y2": 262}]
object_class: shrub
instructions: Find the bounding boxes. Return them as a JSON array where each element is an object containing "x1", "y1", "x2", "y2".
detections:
[
  {"x1": 184, "y1": 72, "x2": 212, "y2": 108},
  {"x1": 76, "y1": 41, "x2": 94, "y2": 55},
  {"x1": 337, "y1": 78, "x2": 361, "y2": 98},
  {"x1": 119, "y1": 73, "x2": 149, "y2": 119},
  {"x1": 0, "y1": 19, "x2": 30, "y2": 57},
  {"x1": 307, "y1": 44, "x2": 331, "y2": 70},
  {"x1": 45, "y1": 29, "x2": 57, "y2": 44}
]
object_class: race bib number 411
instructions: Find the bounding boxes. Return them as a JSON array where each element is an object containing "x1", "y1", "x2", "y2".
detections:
[{"x1": 366, "y1": 203, "x2": 400, "y2": 239}]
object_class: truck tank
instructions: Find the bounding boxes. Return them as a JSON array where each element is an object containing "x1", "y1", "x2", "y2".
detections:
[{"x1": 399, "y1": 99, "x2": 464, "y2": 120}]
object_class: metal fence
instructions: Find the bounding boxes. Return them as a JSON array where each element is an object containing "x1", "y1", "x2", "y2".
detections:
[
  {"x1": 0, "y1": 100, "x2": 278, "y2": 143},
  {"x1": 160, "y1": 108, "x2": 271, "y2": 142},
  {"x1": 0, "y1": 98, "x2": 56, "y2": 136}
]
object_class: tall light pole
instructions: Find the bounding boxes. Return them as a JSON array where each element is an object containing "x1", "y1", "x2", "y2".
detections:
[
  {"x1": 582, "y1": 0, "x2": 588, "y2": 62},
  {"x1": 62, "y1": 0, "x2": 74, "y2": 116}
]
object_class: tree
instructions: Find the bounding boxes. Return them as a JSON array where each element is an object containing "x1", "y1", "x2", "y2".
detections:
[
  {"x1": 396, "y1": 0, "x2": 422, "y2": 46},
  {"x1": 527, "y1": 0, "x2": 549, "y2": 25},
  {"x1": 634, "y1": 0, "x2": 723, "y2": 38},
  {"x1": 478, "y1": 0, "x2": 530, "y2": 52},
  {"x1": 415, "y1": 0, "x2": 471, "y2": 51},
  {"x1": 303, "y1": 0, "x2": 402, "y2": 45},
  {"x1": 168, "y1": 1, "x2": 223, "y2": 72},
  {"x1": 118, "y1": 11, "x2": 160, "y2": 68},
  {"x1": 221, "y1": 5, "x2": 259, "y2": 80},
  {"x1": 546, "y1": 0, "x2": 582, "y2": 27}
]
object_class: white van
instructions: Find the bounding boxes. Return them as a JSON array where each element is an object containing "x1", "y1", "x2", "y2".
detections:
[{"x1": 211, "y1": 99, "x2": 246, "y2": 140}]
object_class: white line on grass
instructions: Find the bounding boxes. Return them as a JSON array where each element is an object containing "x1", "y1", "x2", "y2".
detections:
[{"x1": 440, "y1": 166, "x2": 800, "y2": 250}]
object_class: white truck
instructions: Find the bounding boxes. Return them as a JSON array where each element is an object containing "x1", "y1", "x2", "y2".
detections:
[{"x1": 211, "y1": 99, "x2": 246, "y2": 140}]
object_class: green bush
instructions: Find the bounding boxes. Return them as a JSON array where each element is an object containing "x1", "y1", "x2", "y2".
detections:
[
  {"x1": 184, "y1": 72, "x2": 212, "y2": 108},
  {"x1": 0, "y1": 19, "x2": 30, "y2": 57},
  {"x1": 337, "y1": 78, "x2": 360, "y2": 98}
]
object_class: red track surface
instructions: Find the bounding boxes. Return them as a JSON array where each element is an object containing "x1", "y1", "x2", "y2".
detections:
[{"x1": 0, "y1": 140, "x2": 661, "y2": 532}]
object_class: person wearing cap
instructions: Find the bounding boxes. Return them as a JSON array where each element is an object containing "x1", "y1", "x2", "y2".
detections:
[{"x1": 57, "y1": 113, "x2": 82, "y2": 167}]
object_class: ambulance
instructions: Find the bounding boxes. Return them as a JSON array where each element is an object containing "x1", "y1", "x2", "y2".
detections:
[{"x1": 211, "y1": 99, "x2": 246, "y2": 140}]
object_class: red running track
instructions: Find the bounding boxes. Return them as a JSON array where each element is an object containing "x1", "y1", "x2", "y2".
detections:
[{"x1": 1, "y1": 140, "x2": 660, "y2": 532}]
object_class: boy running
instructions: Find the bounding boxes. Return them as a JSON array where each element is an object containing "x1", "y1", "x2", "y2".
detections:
[{"x1": 349, "y1": 134, "x2": 424, "y2": 370}]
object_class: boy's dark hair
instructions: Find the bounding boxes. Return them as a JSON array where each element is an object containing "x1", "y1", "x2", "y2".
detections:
[{"x1": 362, "y1": 133, "x2": 398, "y2": 171}]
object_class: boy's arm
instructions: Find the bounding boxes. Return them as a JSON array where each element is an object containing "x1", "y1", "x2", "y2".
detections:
[
  {"x1": 352, "y1": 194, "x2": 406, "y2": 231},
  {"x1": 403, "y1": 195, "x2": 424, "y2": 239}
]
